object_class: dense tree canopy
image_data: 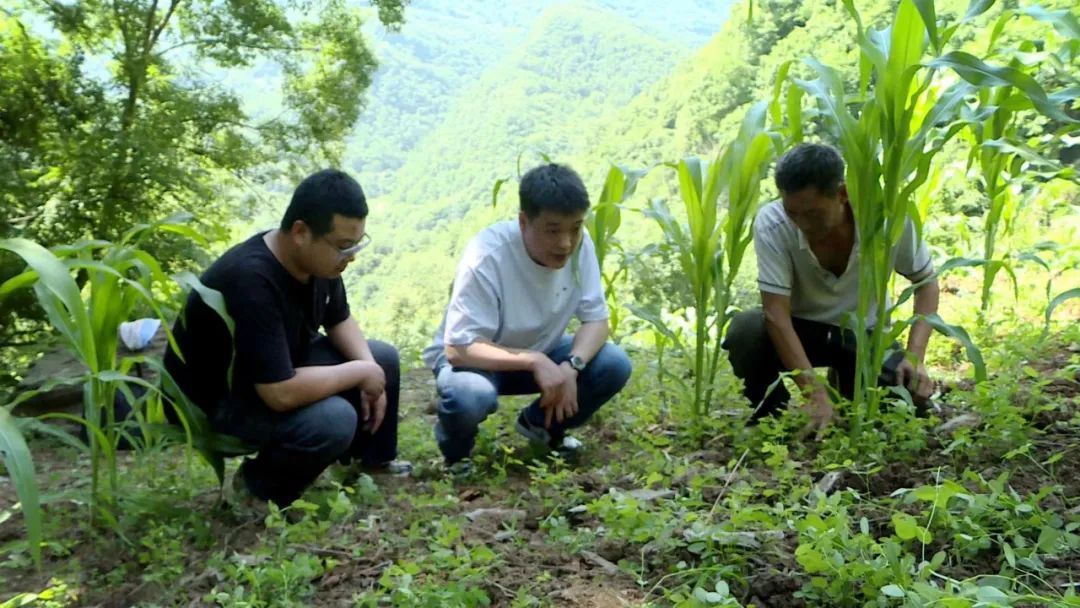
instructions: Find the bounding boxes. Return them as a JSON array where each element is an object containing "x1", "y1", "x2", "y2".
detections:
[{"x1": 0, "y1": 0, "x2": 406, "y2": 383}]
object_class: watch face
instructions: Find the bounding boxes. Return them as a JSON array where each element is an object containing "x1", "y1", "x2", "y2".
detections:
[{"x1": 570, "y1": 356, "x2": 585, "y2": 371}]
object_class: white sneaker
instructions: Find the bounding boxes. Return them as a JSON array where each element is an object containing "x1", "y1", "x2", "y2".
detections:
[
  {"x1": 515, "y1": 411, "x2": 583, "y2": 454},
  {"x1": 364, "y1": 459, "x2": 414, "y2": 477}
]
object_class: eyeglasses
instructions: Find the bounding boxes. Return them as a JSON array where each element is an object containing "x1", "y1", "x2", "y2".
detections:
[{"x1": 323, "y1": 233, "x2": 372, "y2": 259}]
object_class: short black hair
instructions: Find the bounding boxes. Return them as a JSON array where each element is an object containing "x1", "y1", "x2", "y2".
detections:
[
  {"x1": 280, "y1": 169, "x2": 368, "y2": 236},
  {"x1": 774, "y1": 143, "x2": 845, "y2": 196},
  {"x1": 519, "y1": 164, "x2": 590, "y2": 219}
]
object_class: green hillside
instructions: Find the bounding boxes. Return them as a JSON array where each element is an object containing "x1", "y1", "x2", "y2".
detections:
[
  {"x1": 342, "y1": 1, "x2": 552, "y2": 196},
  {"x1": 344, "y1": 0, "x2": 731, "y2": 196},
  {"x1": 386, "y1": 3, "x2": 686, "y2": 209}
]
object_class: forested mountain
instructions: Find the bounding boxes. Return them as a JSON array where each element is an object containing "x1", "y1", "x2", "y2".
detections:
[{"x1": 343, "y1": 0, "x2": 731, "y2": 197}]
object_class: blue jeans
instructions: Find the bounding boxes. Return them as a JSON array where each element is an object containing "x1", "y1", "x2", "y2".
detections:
[
  {"x1": 214, "y1": 337, "x2": 401, "y2": 506},
  {"x1": 432, "y1": 336, "x2": 632, "y2": 463}
]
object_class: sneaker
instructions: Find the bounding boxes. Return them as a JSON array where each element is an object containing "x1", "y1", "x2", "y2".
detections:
[
  {"x1": 515, "y1": 411, "x2": 583, "y2": 454},
  {"x1": 445, "y1": 459, "x2": 474, "y2": 478},
  {"x1": 363, "y1": 459, "x2": 414, "y2": 477},
  {"x1": 556, "y1": 436, "x2": 583, "y2": 451}
]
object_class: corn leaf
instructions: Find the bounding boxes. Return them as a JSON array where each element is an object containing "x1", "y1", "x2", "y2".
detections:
[
  {"x1": 0, "y1": 239, "x2": 97, "y2": 372},
  {"x1": 1044, "y1": 288, "x2": 1080, "y2": 336},
  {"x1": 0, "y1": 407, "x2": 41, "y2": 568},
  {"x1": 964, "y1": 0, "x2": 996, "y2": 21},
  {"x1": 923, "y1": 314, "x2": 987, "y2": 382},
  {"x1": 928, "y1": 52, "x2": 1074, "y2": 123}
]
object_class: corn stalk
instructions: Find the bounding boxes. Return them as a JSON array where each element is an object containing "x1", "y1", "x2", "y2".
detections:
[
  {"x1": 585, "y1": 165, "x2": 648, "y2": 338},
  {"x1": 635, "y1": 103, "x2": 782, "y2": 426}
]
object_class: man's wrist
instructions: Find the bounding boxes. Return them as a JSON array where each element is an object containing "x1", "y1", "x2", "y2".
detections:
[
  {"x1": 526, "y1": 351, "x2": 549, "y2": 372},
  {"x1": 905, "y1": 345, "x2": 927, "y2": 364},
  {"x1": 559, "y1": 360, "x2": 579, "y2": 378},
  {"x1": 349, "y1": 359, "x2": 371, "y2": 378},
  {"x1": 793, "y1": 368, "x2": 821, "y2": 390},
  {"x1": 566, "y1": 353, "x2": 587, "y2": 372}
]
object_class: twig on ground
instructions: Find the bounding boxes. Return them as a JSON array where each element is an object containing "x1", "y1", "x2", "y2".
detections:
[{"x1": 708, "y1": 448, "x2": 749, "y2": 521}]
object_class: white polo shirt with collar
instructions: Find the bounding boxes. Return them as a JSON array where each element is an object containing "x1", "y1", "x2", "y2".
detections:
[{"x1": 753, "y1": 200, "x2": 934, "y2": 328}]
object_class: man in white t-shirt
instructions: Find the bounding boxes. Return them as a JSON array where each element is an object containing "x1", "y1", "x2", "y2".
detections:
[
  {"x1": 724, "y1": 143, "x2": 940, "y2": 437},
  {"x1": 422, "y1": 164, "x2": 633, "y2": 470}
]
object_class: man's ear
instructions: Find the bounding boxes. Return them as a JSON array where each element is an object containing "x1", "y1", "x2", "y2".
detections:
[
  {"x1": 837, "y1": 183, "x2": 849, "y2": 204},
  {"x1": 287, "y1": 219, "x2": 311, "y2": 245},
  {"x1": 518, "y1": 211, "x2": 528, "y2": 232}
]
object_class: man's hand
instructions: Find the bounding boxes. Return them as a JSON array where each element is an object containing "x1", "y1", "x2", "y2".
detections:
[
  {"x1": 549, "y1": 362, "x2": 579, "y2": 427},
  {"x1": 360, "y1": 390, "x2": 388, "y2": 434},
  {"x1": 799, "y1": 389, "x2": 835, "y2": 441},
  {"x1": 896, "y1": 359, "x2": 934, "y2": 403},
  {"x1": 355, "y1": 360, "x2": 387, "y2": 433},
  {"x1": 353, "y1": 360, "x2": 386, "y2": 396},
  {"x1": 532, "y1": 355, "x2": 565, "y2": 416},
  {"x1": 532, "y1": 356, "x2": 579, "y2": 428}
]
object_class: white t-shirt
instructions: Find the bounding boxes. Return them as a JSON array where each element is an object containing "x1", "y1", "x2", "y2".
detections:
[
  {"x1": 754, "y1": 201, "x2": 934, "y2": 328},
  {"x1": 422, "y1": 221, "x2": 609, "y2": 369}
]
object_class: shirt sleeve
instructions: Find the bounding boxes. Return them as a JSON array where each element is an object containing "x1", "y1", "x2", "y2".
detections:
[
  {"x1": 228, "y1": 273, "x2": 296, "y2": 385},
  {"x1": 575, "y1": 233, "x2": 610, "y2": 323},
  {"x1": 894, "y1": 218, "x2": 934, "y2": 283},
  {"x1": 443, "y1": 260, "x2": 501, "y2": 346},
  {"x1": 754, "y1": 220, "x2": 793, "y2": 296},
  {"x1": 322, "y1": 278, "x2": 350, "y2": 330}
]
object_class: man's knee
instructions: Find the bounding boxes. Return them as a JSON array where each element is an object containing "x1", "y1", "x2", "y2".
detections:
[
  {"x1": 303, "y1": 396, "x2": 358, "y2": 456},
  {"x1": 369, "y1": 340, "x2": 400, "y2": 382},
  {"x1": 723, "y1": 309, "x2": 772, "y2": 377},
  {"x1": 437, "y1": 371, "x2": 498, "y2": 429},
  {"x1": 590, "y1": 343, "x2": 633, "y2": 392},
  {"x1": 724, "y1": 309, "x2": 766, "y2": 351}
]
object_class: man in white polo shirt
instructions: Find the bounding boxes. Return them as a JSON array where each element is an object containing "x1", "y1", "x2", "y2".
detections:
[
  {"x1": 724, "y1": 143, "x2": 940, "y2": 436},
  {"x1": 422, "y1": 163, "x2": 633, "y2": 471}
]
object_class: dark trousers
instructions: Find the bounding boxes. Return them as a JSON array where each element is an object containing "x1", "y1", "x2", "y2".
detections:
[
  {"x1": 213, "y1": 336, "x2": 400, "y2": 505},
  {"x1": 723, "y1": 309, "x2": 900, "y2": 420}
]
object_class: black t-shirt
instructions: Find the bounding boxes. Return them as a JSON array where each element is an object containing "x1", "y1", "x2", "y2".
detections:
[{"x1": 164, "y1": 232, "x2": 350, "y2": 414}]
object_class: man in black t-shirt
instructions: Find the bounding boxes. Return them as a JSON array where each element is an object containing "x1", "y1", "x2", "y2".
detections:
[{"x1": 164, "y1": 169, "x2": 410, "y2": 507}]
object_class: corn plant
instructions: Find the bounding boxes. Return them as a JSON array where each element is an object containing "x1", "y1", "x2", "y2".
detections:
[
  {"x1": 789, "y1": 0, "x2": 1074, "y2": 431},
  {"x1": 961, "y1": 7, "x2": 1080, "y2": 313},
  {"x1": 0, "y1": 215, "x2": 237, "y2": 562},
  {"x1": 633, "y1": 103, "x2": 782, "y2": 424},
  {"x1": 968, "y1": 106, "x2": 1025, "y2": 314},
  {"x1": 583, "y1": 164, "x2": 647, "y2": 338}
]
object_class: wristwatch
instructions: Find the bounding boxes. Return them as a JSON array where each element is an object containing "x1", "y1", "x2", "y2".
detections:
[{"x1": 567, "y1": 355, "x2": 586, "y2": 372}]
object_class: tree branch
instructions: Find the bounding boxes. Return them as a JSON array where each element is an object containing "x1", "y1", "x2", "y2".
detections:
[
  {"x1": 0, "y1": 340, "x2": 41, "y2": 348},
  {"x1": 141, "y1": 0, "x2": 159, "y2": 55},
  {"x1": 156, "y1": 37, "x2": 308, "y2": 57},
  {"x1": 147, "y1": 0, "x2": 181, "y2": 52}
]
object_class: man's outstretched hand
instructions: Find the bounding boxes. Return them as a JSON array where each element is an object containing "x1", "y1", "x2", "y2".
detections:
[
  {"x1": 798, "y1": 389, "x2": 835, "y2": 442},
  {"x1": 897, "y1": 359, "x2": 934, "y2": 405}
]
